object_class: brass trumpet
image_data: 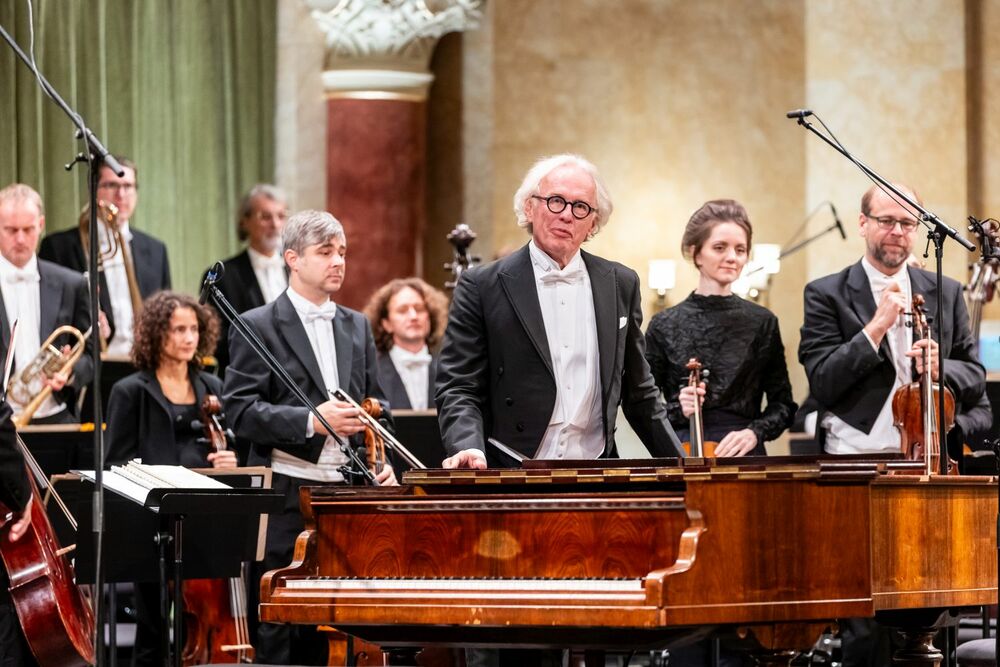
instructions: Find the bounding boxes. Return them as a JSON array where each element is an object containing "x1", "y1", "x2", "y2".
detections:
[{"x1": 9, "y1": 326, "x2": 91, "y2": 428}]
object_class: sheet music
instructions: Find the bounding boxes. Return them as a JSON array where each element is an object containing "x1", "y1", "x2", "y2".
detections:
[{"x1": 76, "y1": 461, "x2": 230, "y2": 506}]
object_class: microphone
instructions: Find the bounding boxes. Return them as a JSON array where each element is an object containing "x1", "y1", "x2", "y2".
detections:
[
  {"x1": 829, "y1": 202, "x2": 846, "y2": 240},
  {"x1": 785, "y1": 109, "x2": 813, "y2": 119},
  {"x1": 200, "y1": 261, "x2": 224, "y2": 305}
]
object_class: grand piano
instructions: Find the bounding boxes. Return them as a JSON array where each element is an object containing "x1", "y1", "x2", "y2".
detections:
[{"x1": 260, "y1": 456, "x2": 998, "y2": 664}]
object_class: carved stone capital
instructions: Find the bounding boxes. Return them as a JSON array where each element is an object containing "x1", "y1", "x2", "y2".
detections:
[{"x1": 306, "y1": 0, "x2": 483, "y2": 99}]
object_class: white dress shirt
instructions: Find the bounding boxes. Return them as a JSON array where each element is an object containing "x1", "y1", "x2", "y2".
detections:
[
  {"x1": 822, "y1": 257, "x2": 912, "y2": 454},
  {"x1": 269, "y1": 287, "x2": 350, "y2": 482},
  {"x1": 101, "y1": 220, "x2": 135, "y2": 357},
  {"x1": 389, "y1": 344, "x2": 432, "y2": 410},
  {"x1": 247, "y1": 246, "x2": 287, "y2": 304},
  {"x1": 528, "y1": 241, "x2": 603, "y2": 460},
  {"x1": 0, "y1": 254, "x2": 64, "y2": 418}
]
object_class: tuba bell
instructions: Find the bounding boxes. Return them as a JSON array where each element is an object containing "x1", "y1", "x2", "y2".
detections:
[{"x1": 9, "y1": 326, "x2": 91, "y2": 428}]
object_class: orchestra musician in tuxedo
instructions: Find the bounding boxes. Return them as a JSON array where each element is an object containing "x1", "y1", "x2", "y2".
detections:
[
  {"x1": 0, "y1": 399, "x2": 38, "y2": 666},
  {"x1": 436, "y1": 153, "x2": 683, "y2": 470},
  {"x1": 363, "y1": 277, "x2": 448, "y2": 411},
  {"x1": 223, "y1": 209, "x2": 396, "y2": 665},
  {"x1": 798, "y1": 182, "x2": 992, "y2": 667},
  {"x1": 203, "y1": 184, "x2": 288, "y2": 374},
  {"x1": 0, "y1": 184, "x2": 92, "y2": 425},
  {"x1": 105, "y1": 290, "x2": 237, "y2": 667},
  {"x1": 39, "y1": 156, "x2": 171, "y2": 356}
]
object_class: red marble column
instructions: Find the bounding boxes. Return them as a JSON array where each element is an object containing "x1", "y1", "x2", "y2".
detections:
[{"x1": 325, "y1": 97, "x2": 427, "y2": 310}]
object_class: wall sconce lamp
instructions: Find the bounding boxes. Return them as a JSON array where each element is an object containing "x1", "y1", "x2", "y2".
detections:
[
  {"x1": 732, "y1": 243, "x2": 782, "y2": 301},
  {"x1": 647, "y1": 259, "x2": 676, "y2": 310}
]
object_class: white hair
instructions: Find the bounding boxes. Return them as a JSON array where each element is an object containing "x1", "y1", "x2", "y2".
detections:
[{"x1": 512, "y1": 154, "x2": 613, "y2": 237}]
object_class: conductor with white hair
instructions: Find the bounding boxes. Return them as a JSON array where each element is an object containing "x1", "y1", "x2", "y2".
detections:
[{"x1": 436, "y1": 154, "x2": 683, "y2": 468}]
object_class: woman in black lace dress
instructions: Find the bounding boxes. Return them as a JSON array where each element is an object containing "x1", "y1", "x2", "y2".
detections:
[{"x1": 645, "y1": 199, "x2": 795, "y2": 456}]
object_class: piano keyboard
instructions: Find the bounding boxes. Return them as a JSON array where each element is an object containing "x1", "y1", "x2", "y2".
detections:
[{"x1": 284, "y1": 577, "x2": 645, "y2": 593}]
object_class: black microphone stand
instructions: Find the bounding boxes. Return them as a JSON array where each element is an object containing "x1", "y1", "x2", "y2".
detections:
[
  {"x1": 791, "y1": 112, "x2": 976, "y2": 477},
  {"x1": 199, "y1": 263, "x2": 376, "y2": 485},
  {"x1": 0, "y1": 21, "x2": 127, "y2": 666}
]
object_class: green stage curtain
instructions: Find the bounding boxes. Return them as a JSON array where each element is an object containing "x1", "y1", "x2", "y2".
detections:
[{"x1": 0, "y1": 0, "x2": 277, "y2": 293}]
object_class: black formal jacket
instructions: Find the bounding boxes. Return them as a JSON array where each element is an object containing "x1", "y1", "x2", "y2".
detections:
[
  {"x1": 105, "y1": 369, "x2": 222, "y2": 467},
  {"x1": 0, "y1": 402, "x2": 29, "y2": 513},
  {"x1": 222, "y1": 292, "x2": 389, "y2": 466},
  {"x1": 435, "y1": 244, "x2": 683, "y2": 462},
  {"x1": 202, "y1": 250, "x2": 273, "y2": 373},
  {"x1": 799, "y1": 261, "x2": 991, "y2": 444},
  {"x1": 0, "y1": 259, "x2": 93, "y2": 413},
  {"x1": 375, "y1": 350, "x2": 438, "y2": 411},
  {"x1": 39, "y1": 226, "x2": 171, "y2": 337}
]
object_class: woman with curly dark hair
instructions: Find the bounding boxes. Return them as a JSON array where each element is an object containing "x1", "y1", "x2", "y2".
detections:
[
  {"x1": 105, "y1": 291, "x2": 237, "y2": 666},
  {"x1": 363, "y1": 277, "x2": 448, "y2": 411}
]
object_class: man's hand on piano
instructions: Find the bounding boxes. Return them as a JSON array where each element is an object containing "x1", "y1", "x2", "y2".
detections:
[
  {"x1": 442, "y1": 449, "x2": 488, "y2": 470},
  {"x1": 313, "y1": 400, "x2": 365, "y2": 438},
  {"x1": 375, "y1": 465, "x2": 398, "y2": 486}
]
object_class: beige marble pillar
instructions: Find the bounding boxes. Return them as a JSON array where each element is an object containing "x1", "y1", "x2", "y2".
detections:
[{"x1": 306, "y1": 0, "x2": 482, "y2": 308}]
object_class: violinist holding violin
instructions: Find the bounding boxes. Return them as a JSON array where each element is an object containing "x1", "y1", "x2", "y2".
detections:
[
  {"x1": 223, "y1": 210, "x2": 396, "y2": 665},
  {"x1": 799, "y1": 183, "x2": 991, "y2": 459},
  {"x1": 106, "y1": 290, "x2": 237, "y2": 666},
  {"x1": 645, "y1": 200, "x2": 796, "y2": 456}
]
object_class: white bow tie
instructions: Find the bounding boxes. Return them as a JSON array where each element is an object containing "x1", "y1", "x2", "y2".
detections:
[
  {"x1": 302, "y1": 302, "x2": 337, "y2": 323},
  {"x1": 6, "y1": 269, "x2": 39, "y2": 284},
  {"x1": 540, "y1": 266, "x2": 585, "y2": 286},
  {"x1": 258, "y1": 254, "x2": 284, "y2": 271},
  {"x1": 395, "y1": 349, "x2": 432, "y2": 369}
]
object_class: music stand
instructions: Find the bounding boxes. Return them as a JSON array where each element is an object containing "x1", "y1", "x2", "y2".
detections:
[{"x1": 61, "y1": 471, "x2": 281, "y2": 667}]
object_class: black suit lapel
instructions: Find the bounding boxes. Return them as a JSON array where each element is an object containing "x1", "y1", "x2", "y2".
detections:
[
  {"x1": 426, "y1": 355, "x2": 438, "y2": 408},
  {"x1": 0, "y1": 289, "x2": 10, "y2": 354},
  {"x1": 37, "y1": 264, "x2": 62, "y2": 338},
  {"x1": 583, "y1": 251, "x2": 616, "y2": 401},
  {"x1": 233, "y1": 251, "x2": 266, "y2": 309},
  {"x1": 846, "y1": 261, "x2": 891, "y2": 358},
  {"x1": 139, "y1": 370, "x2": 173, "y2": 419},
  {"x1": 498, "y1": 247, "x2": 554, "y2": 378},
  {"x1": 274, "y1": 294, "x2": 327, "y2": 396},
  {"x1": 333, "y1": 309, "x2": 354, "y2": 394}
]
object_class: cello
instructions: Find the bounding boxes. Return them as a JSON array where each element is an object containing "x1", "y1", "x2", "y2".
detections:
[
  {"x1": 180, "y1": 395, "x2": 255, "y2": 665},
  {"x1": 891, "y1": 295, "x2": 958, "y2": 475},
  {"x1": 0, "y1": 430, "x2": 95, "y2": 666}
]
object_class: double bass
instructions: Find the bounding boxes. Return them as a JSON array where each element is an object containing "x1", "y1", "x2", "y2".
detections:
[
  {"x1": 0, "y1": 431, "x2": 94, "y2": 666},
  {"x1": 181, "y1": 395, "x2": 254, "y2": 665},
  {"x1": 891, "y1": 295, "x2": 958, "y2": 475}
]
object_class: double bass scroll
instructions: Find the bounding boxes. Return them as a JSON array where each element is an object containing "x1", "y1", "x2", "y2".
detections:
[{"x1": 443, "y1": 224, "x2": 480, "y2": 290}]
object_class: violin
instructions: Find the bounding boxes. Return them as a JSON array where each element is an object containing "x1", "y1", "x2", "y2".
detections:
[
  {"x1": 681, "y1": 358, "x2": 716, "y2": 458},
  {"x1": 360, "y1": 397, "x2": 387, "y2": 476},
  {"x1": 181, "y1": 395, "x2": 255, "y2": 665},
  {"x1": 891, "y1": 295, "x2": 958, "y2": 476},
  {"x1": 0, "y1": 431, "x2": 94, "y2": 667}
]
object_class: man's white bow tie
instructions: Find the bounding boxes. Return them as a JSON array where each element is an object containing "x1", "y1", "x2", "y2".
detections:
[
  {"x1": 396, "y1": 349, "x2": 432, "y2": 369},
  {"x1": 303, "y1": 302, "x2": 337, "y2": 323},
  {"x1": 6, "y1": 269, "x2": 39, "y2": 284},
  {"x1": 540, "y1": 266, "x2": 585, "y2": 286}
]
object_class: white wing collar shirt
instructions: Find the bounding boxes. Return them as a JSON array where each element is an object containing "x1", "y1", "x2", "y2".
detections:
[
  {"x1": 528, "y1": 240, "x2": 603, "y2": 460},
  {"x1": 269, "y1": 286, "x2": 350, "y2": 482},
  {"x1": 389, "y1": 345, "x2": 432, "y2": 410},
  {"x1": 247, "y1": 246, "x2": 288, "y2": 304},
  {"x1": 822, "y1": 256, "x2": 912, "y2": 454},
  {"x1": 99, "y1": 220, "x2": 135, "y2": 357},
  {"x1": 0, "y1": 254, "x2": 63, "y2": 418}
]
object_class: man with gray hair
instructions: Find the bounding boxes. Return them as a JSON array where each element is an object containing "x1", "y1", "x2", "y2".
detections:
[
  {"x1": 223, "y1": 209, "x2": 395, "y2": 664},
  {"x1": 437, "y1": 154, "x2": 683, "y2": 469},
  {"x1": 203, "y1": 183, "x2": 288, "y2": 373}
]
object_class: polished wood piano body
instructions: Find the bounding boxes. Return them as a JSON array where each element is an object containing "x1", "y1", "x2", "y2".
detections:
[{"x1": 260, "y1": 457, "x2": 997, "y2": 654}]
